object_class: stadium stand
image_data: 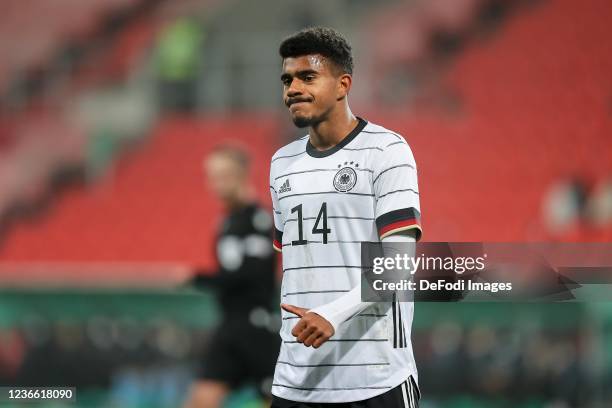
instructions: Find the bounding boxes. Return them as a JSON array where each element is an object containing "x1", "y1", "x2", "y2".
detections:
[{"x1": 1, "y1": 0, "x2": 609, "y2": 272}]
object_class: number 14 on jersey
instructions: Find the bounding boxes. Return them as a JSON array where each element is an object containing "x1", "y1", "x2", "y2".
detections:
[{"x1": 291, "y1": 203, "x2": 331, "y2": 245}]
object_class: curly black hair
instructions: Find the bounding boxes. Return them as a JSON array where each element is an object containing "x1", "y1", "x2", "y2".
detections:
[{"x1": 279, "y1": 27, "x2": 353, "y2": 75}]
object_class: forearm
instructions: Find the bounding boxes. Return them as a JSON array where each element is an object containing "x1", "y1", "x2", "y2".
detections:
[
  {"x1": 310, "y1": 232, "x2": 417, "y2": 332},
  {"x1": 308, "y1": 284, "x2": 371, "y2": 333}
]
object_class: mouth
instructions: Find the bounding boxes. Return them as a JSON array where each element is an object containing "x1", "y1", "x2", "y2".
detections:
[
  {"x1": 287, "y1": 99, "x2": 311, "y2": 108},
  {"x1": 288, "y1": 102, "x2": 311, "y2": 113}
]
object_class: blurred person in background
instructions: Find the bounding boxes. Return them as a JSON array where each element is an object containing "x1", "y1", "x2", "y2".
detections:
[
  {"x1": 184, "y1": 145, "x2": 280, "y2": 408},
  {"x1": 155, "y1": 16, "x2": 204, "y2": 113}
]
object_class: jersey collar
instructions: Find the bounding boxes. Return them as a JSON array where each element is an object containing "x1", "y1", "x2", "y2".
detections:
[{"x1": 306, "y1": 117, "x2": 368, "y2": 158}]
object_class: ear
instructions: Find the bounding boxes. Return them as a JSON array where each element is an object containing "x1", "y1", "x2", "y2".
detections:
[{"x1": 337, "y1": 73, "x2": 352, "y2": 101}]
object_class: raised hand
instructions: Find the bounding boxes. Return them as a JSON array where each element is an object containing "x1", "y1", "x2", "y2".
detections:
[{"x1": 281, "y1": 303, "x2": 335, "y2": 348}]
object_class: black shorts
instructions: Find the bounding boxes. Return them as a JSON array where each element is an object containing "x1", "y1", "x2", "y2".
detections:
[
  {"x1": 197, "y1": 317, "x2": 280, "y2": 396},
  {"x1": 271, "y1": 376, "x2": 421, "y2": 408}
]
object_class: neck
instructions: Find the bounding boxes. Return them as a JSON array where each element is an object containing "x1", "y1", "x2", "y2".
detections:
[
  {"x1": 308, "y1": 104, "x2": 358, "y2": 151},
  {"x1": 224, "y1": 185, "x2": 253, "y2": 211}
]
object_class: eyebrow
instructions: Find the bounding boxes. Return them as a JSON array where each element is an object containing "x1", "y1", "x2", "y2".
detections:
[{"x1": 280, "y1": 69, "x2": 318, "y2": 82}]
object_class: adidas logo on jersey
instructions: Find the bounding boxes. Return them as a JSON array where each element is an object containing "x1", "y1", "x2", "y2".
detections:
[{"x1": 279, "y1": 179, "x2": 291, "y2": 193}]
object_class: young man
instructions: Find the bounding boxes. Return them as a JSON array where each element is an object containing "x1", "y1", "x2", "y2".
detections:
[
  {"x1": 269, "y1": 28, "x2": 423, "y2": 407},
  {"x1": 185, "y1": 146, "x2": 280, "y2": 408}
]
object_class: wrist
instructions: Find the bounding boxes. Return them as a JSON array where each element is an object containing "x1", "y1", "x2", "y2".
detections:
[{"x1": 308, "y1": 307, "x2": 339, "y2": 333}]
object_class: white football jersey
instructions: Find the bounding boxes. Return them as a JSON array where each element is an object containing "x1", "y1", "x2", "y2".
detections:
[{"x1": 269, "y1": 117, "x2": 422, "y2": 403}]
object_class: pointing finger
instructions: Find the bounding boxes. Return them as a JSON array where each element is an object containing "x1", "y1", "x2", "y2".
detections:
[{"x1": 281, "y1": 303, "x2": 307, "y2": 317}]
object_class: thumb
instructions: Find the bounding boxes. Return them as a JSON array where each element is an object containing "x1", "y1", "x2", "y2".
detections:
[{"x1": 281, "y1": 303, "x2": 307, "y2": 317}]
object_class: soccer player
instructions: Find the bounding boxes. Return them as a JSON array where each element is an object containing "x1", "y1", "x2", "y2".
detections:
[
  {"x1": 184, "y1": 146, "x2": 280, "y2": 408},
  {"x1": 269, "y1": 27, "x2": 423, "y2": 408}
]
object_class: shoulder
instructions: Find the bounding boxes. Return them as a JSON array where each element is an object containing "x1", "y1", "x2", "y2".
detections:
[
  {"x1": 359, "y1": 121, "x2": 417, "y2": 171},
  {"x1": 357, "y1": 120, "x2": 409, "y2": 150},
  {"x1": 249, "y1": 204, "x2": 274, "y2": 234},
  {"x1": 226, "y1": 204, "x2": 273, "y2": 236},
  {"x1": 271, "y1": 135, "x2": 309, "y2": 165}
]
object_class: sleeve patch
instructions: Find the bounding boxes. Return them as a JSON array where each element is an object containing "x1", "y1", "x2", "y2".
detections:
[{"x1": 376, "y1": 208, "x2": 422, "y2": 241}]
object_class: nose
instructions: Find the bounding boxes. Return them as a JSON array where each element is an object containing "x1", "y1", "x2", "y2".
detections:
[{"x1": 286, "y1": 79, "x2": 303, "y2": 98}]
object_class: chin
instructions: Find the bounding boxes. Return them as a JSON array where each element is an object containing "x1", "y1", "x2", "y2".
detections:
[
  {"x1": 291, "y1": 113, "x2": 316, "y2": 128},
  {"x1": 292, "y1": 117, "x2": 311, "y2": 128}
]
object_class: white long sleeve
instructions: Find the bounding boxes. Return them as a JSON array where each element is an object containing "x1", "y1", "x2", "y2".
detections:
[{"x1": 309, "y1": 233, "x2": 416, "y2": 332}]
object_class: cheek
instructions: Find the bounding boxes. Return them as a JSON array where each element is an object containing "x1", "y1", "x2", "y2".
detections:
[
  {"x1": 315, "y1": 91, "x2": 336, "y2": 108},
  {"x1": 318, "y1": 79, "x2": 339, "y2": 102}
]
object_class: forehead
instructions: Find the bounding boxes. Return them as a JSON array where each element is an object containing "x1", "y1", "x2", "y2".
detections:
[
  {"x1": 206, "y1": 152, "x2": 231, "y2": 167},
  {"x1": 282, "y1": 54, "x2": 331, "y2": 74},
  {"x1": 206, "y1": 151, "x2": 246, "y2": 171}
]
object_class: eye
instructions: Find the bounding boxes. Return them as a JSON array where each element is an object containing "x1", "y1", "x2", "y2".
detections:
[
  {"x1": 282, "y1": 78, "x2": 291, "y2": 86},
  {"x1": 304, "y1": 75, "x2": 315, "y2": 82}
]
